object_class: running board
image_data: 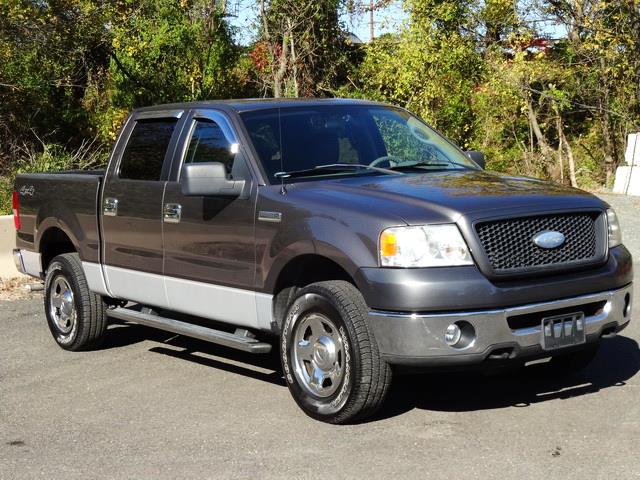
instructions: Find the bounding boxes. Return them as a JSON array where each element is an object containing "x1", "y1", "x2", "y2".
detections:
[{"x1": 107, "y1": 307, "x2": 272, "y2": 353}]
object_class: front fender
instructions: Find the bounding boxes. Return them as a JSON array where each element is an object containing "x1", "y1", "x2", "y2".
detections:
[{"x1": 259, "y1": 216, "x2": 380, "y2": 294}]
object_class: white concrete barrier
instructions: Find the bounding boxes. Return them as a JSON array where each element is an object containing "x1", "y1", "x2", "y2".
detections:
[
  {"x1": 0, "y1": 215, "x2": 23, "y2": 279},
  {"x1": 613, "y1": 133, "x2": 640, "y2": 196}
]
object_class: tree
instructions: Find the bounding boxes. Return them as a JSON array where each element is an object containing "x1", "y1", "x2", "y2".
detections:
[
  {"x1": 252, "y1": 0, "x2": 347, "y2": 97},
  {"x1": 105, "y1": 0, "x2": 242, "y2": 108},
  {"x1": 0, "y1": 0, "x2": 113, "y2": 170},
  {"x1": 351, "y1": 0, "x2": 483, "y2": 146},
  {"x1": 541, "y1": 0, "x2": 640, "y2": 184}
]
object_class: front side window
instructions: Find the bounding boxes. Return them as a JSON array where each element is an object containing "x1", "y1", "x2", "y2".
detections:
[
  {"x1": 119, "y1": 118, "x2": 177, "y2": 181},
  {"x1": 240, "y1": 105, "x2": 476, "y2": 182},
  {"x1": 184, "y1": 118, "x2": 236, "y2": 174}
]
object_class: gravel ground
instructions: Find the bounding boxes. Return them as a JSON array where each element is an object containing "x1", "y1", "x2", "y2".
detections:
[
  {"x1": 1, "y1": 194, "x2": 639, "y2": 480},
  {"x1": 0, "y1": 277, "x2": 33, "y2": 302}
]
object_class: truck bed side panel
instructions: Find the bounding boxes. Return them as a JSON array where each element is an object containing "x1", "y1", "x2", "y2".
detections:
[{"x1": 15, "y1": 172, "x2": 103, "y2": 264}]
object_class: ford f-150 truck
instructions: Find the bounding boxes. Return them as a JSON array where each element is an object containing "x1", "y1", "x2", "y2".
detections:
[{"x1": 12, "y1": 99, "x2": 633, "y2": 423}]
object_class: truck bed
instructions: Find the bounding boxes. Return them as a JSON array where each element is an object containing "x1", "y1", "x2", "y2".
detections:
[{"x1": 14, "y1": 170, "x2": 105, "y2": 267}]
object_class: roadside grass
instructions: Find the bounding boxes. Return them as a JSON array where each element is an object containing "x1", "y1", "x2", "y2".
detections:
[{"x1": 0, "y1": 140, "x2": 107, "y2": 215}]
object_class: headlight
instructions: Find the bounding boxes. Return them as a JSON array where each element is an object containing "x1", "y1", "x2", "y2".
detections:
[
  {"x1": 607, "y1": 208, "x2": 622, "y2": 248},
  {"x1": 379, "y1": 224, "x2": 474, "y2": 267}
]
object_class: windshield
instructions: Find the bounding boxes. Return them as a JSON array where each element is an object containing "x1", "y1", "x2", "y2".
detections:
[{"x1": 240, "y1": 105, "x2": 478, "y2": 182}]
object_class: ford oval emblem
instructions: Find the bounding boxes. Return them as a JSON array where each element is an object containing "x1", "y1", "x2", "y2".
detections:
[{"x1": 533, "y1": 230, "x2": 566, "y2": 249}]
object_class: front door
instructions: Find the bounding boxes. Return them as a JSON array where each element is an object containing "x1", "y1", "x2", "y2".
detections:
[
  {"x1": 101, "y1": 110, "x2": 184, "y2": 306},
  {"x1": 162, "y1": 110, "x2": 262, "y2": 328}
]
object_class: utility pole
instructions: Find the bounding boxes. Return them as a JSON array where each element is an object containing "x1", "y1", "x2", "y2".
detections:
[{"x1": 369, "y1": 0, "x2": 374, "y2": 41}]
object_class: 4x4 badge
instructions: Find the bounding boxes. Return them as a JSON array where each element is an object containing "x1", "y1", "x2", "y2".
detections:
[{"x1": 19, "y1": 185, "x2": 35, "y2": 197}]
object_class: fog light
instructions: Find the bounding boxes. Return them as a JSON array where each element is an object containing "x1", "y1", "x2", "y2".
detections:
[{"x1": 445, "y1": 324, "x2": 462, "y2": 346}]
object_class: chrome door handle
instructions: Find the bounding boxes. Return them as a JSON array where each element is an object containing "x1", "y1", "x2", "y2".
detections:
[
  {"x1": 103, "y1": 197, "x2": 118, "y2": 216},
  {"x1": 163, "y1": 203, "x2": 182, "y2": 223}
]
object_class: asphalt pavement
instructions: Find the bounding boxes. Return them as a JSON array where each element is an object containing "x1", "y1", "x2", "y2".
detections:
[{"x1": 1, "y1": 193, "x2": 639, "y2": 480}]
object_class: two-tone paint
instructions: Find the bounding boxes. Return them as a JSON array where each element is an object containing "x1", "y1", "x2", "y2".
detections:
[{"x1": 13, "y1": 99, "x2": 634, "y2": 357}]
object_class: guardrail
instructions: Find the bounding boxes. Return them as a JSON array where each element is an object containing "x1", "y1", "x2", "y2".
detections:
[{"x1": 0, "y1": 215, "x2": 22, "y2": 279}]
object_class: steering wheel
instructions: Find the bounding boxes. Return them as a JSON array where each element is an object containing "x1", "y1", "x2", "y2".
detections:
[{"x1": 369, "y1": 155, "x2": 405, "y2": 168}]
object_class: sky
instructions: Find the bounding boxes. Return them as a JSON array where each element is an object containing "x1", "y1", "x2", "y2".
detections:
[
  {"x1": 227, "y1": 1, "x2": 566, "y2": 45},
  {"x1": 228, "y1": 1, "x2": 406, "y2": 45}
]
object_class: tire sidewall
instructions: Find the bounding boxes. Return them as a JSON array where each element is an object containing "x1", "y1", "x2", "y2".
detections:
[
  {"x1": 44, "y1": 259, "x2": 80, "y2": 347},
  {"x1": 281, "y1": 289, "x2": 356, "y2": 421}
]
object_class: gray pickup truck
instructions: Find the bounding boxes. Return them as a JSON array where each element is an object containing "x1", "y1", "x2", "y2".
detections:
[{"x1": 12, "y1": 99, "x2": 633, "y2": 423}]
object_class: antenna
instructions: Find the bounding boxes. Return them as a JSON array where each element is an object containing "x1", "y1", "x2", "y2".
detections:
[{"x1": 278, "y1": 108, "x2": 287, "y2": 195}]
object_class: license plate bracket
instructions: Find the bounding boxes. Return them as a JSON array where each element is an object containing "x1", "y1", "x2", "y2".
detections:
[{"x1": 541, "y1": 312, "x2": 586, "y2": 351}]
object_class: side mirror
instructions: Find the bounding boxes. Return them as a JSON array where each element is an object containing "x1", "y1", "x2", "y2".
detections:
[
  {"x1": 181, "y1": 162, "x2": 245, "y2": 197},
  {"x1": 466, "y1": 151, "x2": 485, "y2": 170}
]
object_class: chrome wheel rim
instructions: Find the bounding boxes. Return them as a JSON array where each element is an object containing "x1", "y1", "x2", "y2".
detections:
[
  {"x1": 49, "y1": 276, "x2": 76, "y2": 334},
  {"x1": 292, "y1": 312, "x2": 345, "y2": 398}
]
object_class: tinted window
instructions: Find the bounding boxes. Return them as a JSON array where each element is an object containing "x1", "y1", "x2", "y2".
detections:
[
  {"x1": 184, "y1": 119, "x2": 235, "y2": 173},
  {"x1": 372, "y1": 112, "x2": 451, "y2": 164},
  {"x1": 240, "y1": 106, "x2": 475, "y2": 182},
  {"x1": 119, "y1": 118, "x2": 177, "y2": 181}
]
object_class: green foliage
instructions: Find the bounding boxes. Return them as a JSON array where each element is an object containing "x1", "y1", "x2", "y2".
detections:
[
  {"x1": 0, "y1": 141, "x2": 107, "y2": 214},
  {"x1": 349, "y1": 0, "x2": 482, "y2": 146},
  {"x1": 253, "y1": 0, "x2": 349, "y2": 97},
  {"x1": 1, "y1": 0, "x2": 639, "y2": 214},
  {"x1": 109, "y1": 0, "x2": 239, "y2": 105},
  {"x1": 0, "y1": 175, "x2": 12, "y2": 216},
  {"x1": 0, "y1": 0, "x2": 113, "y2": 169}
]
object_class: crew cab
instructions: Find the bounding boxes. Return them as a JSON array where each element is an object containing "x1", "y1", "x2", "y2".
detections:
[{"x1": 12, "y1": 99, "x2": 633, "y2": 423}]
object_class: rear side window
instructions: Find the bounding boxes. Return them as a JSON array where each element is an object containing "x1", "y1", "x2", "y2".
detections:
[
  {"x1": 184, "y1": 119, "x2": 235, "y2": 173},
  {"x1": 119, "y1": 118, "x2": 178, "y2": 181}
]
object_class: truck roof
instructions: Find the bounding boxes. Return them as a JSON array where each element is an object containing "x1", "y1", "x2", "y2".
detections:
[{"x1": 132, "y1": 97, "x2": 385, "y2": 114}]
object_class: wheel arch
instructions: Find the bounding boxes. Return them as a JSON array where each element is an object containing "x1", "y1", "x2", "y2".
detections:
[
  {"x1": 37, "y1": 223, "x2": 79, "y2": 273},
  {"x1": 270, "y1": 253, "x2": 360, "y2": 328}
]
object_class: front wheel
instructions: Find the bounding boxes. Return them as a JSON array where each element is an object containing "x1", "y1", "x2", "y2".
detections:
[{"x1": 281, "y1": 281, "x2": 392, "y2": 424}]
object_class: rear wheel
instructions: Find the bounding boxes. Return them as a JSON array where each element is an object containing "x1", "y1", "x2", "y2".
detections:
[
  {"x1": 44, "y1": 253, "x2": 107, "y2": 351},
  {"x1": 281, "y1": 280, "x2": 392, "y2": 424}
]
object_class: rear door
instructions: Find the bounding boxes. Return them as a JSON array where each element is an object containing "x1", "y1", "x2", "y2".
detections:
[
  {"x1": 162, "y1": 109, "x2": 264, "y2": 328},
  {"x1": 101, "y1": 109, "x2": 185, "y2": 306}
]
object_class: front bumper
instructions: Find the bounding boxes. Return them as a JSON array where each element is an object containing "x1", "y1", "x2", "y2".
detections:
[{"x1": 368, "y1": 284, "x2": 633, "y2": 368}]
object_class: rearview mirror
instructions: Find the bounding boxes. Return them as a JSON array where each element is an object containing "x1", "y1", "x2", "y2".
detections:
[
  {"x1": 181, "y1": 162, "x2": 245, "y2": 197},
  {"x1": 466, "y1": 151, "x2": 485, "y2": 169}
]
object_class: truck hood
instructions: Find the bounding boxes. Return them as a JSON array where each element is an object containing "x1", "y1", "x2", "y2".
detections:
[{"x1": 294, "y1": 170, "x2": 607, "y2": 224}]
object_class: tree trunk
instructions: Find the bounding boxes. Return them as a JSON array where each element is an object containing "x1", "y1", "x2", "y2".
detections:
[
  {"x1": 556, "y1": 114, "x2": 565, "y2": 184},
  {"x1": 525, "y1": 94, "x2": 554, "y2": 165},
  {"x1": 598, "y1": 57, "x2": 619, "y2": 186},
  {"x1": 273, "y1": 34, "x2": 288, "y2": 97},
  {"x1": 556, "y1": 113, "x2": 578, "y2": 187},
  {"x1": 287, "y1": 18, "x2": 299, "y2": 97}
]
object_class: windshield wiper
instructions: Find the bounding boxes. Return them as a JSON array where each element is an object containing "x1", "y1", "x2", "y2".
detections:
[
  {"x1": 388, "y1": 160, "x2": 466, "y2": 170},
  {"x1": 274, "y1": 163, "x2": 403, "y2": 179}
]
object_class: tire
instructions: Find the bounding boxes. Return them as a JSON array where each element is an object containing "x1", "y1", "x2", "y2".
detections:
[
  {"x1": 280, "y1": 280, "x2": 392, "y2": 424},
  {"x1": 548, "y1": 344, "x2": 599, "y2": 375},
  {"x1": 44, "y1": 253, "x2": 107, "y2": 351}
]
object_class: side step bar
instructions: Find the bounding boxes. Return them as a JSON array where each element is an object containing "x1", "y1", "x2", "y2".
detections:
[{"x1": 107, "y1": 307, "x2": 272, "y2": 353}]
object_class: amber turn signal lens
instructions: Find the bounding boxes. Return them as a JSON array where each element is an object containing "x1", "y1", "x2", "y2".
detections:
[{"x1": 380, "y1": 231, "x2": 398, "y2": 257}]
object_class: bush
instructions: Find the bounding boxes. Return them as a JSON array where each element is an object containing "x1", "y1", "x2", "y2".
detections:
[
  {"x1": 0, "y1": 140, "x2": 107, "y2": 215},
  {"x1": 0, "y1": 176, "x2": 12, "y2": 216}
]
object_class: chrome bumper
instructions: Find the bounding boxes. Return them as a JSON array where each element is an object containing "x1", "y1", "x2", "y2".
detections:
[
  {"x1": 368, "y1": 284, "x2": 633, "y2": 367},
  {"x1": 13, "y1": 249, "x2": 42, "y2": 278}
]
